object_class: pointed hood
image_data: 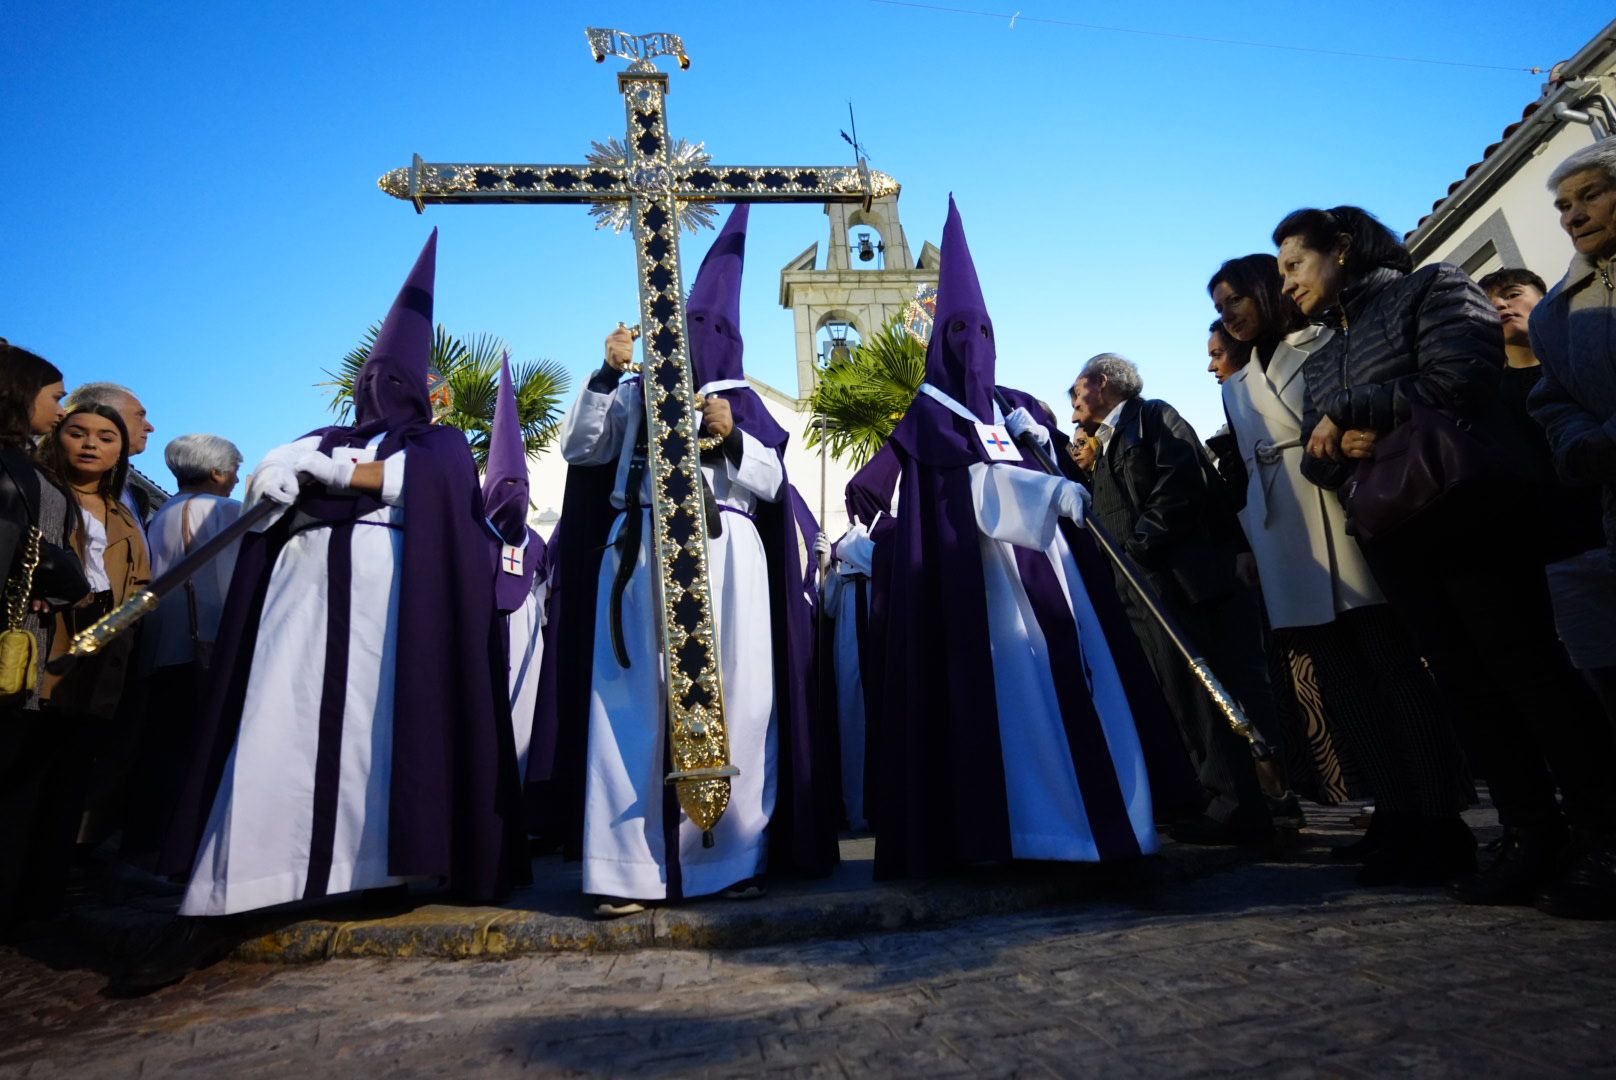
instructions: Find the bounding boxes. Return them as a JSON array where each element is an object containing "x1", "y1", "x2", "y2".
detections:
[
  {"x1": 923, "y1": 196, "x2": 995, "y2": 422},
  {"x1": 686, "y1": 204, "x2": 788, "y2": 449},
  {"x1": 688, "y1": 203, "x2": 748, "y2": 388},
  {"x1": 352, "y1": 228, "x2": 438, "y2": 436},
  {"x1": 483, "y1": 352, "x2": 529, "y2": 544}
]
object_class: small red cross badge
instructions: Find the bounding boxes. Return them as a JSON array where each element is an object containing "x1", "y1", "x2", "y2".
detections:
[
  {"x1": 976, "y1": 422, "x2": 1023, "y2": 462},
  {"x1": 501, "y1": 543, "x2": 524, "y2": 575}
]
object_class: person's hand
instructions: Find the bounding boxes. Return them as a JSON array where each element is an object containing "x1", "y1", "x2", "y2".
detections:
[
  {"x1": 812, "y1": 533, "x2": 832, "y2": 561},
  {"x1": 251, "y1": 462, "x2": 301, "y2": 506},
  {"x1": 1306, "y1": 415, "x2": 1344, "y2": 461},
  {"x1": 837, "y1": 523, "x2": 875, "y2": 572},
  {"x1": 604, "y1": 326, "x2": 635, "y2": 372},
  {"x1": 1055, "y1": 480, "x2": 1091, "y2": 527},
  {"x1": 1004, "y1": 407, "x2": 1052, "y2": 449},
  {"x1": 1341, "y1": 428, "x2": 1379, "y2": 460},
  {"x1": 1070, "y1": 434, "x2": 1097, "y2": 471},
  {"x1": 702, "y1": 396, "x2": 734, "y2": 439},
  {"x1": 294, "y1": 451, "x2": 358, "y2": 491},
  {"x1": 1235, "y1": 551, "x2": 1260, "y2": 588}
]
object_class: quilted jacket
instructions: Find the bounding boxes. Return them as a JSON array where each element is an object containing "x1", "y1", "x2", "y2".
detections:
[{"x1": 1299, "y1": 263, "x2": 1505, "y2": 492}]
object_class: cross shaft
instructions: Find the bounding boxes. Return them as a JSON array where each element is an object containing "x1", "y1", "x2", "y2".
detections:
[{"x1": 377, "y1": 29, "x2": 900, "y2": 838}]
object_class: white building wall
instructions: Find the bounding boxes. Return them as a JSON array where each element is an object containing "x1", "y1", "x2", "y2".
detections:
[{"x1": 1417, "y1": 122, "x2": 1599, "y2": 284}]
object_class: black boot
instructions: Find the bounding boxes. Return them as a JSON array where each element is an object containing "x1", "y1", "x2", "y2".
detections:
[
  {"x1": 1357, "y1": 816, "x2": 1474, "y2": 887},
  {"x1": 1535, "y1": 838, "x2": 1616, "y2": 920},
  {"x1": 1332, "y1": 809, "x2": 1394, "y2": 863},
  {"x1": 1449, "y1": 826, "x2": 1568, "y2": 905},
  {"x1": 110, "y1": 916, "x2": 242, "y2": 995}
]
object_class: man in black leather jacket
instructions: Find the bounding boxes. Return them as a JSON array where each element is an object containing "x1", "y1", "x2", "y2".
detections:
[{"x1": 1071, "y1": 353, "x2": 1280, "y2": 844}]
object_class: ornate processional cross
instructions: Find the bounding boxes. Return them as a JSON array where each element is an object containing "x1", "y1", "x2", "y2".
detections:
[{"x1": 378, "y1": 27, "x2": 899, "y2": 841}]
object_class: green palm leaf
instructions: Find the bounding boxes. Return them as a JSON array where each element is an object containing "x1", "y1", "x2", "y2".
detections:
[
  {"x1": 321, "y1": 323, "x2": 572, "y2": 470},
  {"x1": 806, "y1": 315, "x2": 926, "y2": 468}
]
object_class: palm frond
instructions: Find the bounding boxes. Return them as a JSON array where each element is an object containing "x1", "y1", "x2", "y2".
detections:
[
  {"x1": 322, "y1": 322, "x2": 573, "y2": 470},
  {"x1": 806, "y1": 316, "x2": 926, "y2": 467}
]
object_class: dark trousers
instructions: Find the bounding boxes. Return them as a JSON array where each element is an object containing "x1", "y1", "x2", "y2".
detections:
[
  {"x1": 0, "y1": 706, "x2": 88, "y2": 930},
  {"x1": 1281, "y1": 607, "x2": 1470, "y2": 818},
  {"x1": 1118, "y1": 581, "x2": 1274, "y2": 824},
  {"x1": 1364, "y1": 512, "x2": 1616, "y2": 833},
  {"x1": 121, "y1": 662, "x2": 202, "y2": 861}
]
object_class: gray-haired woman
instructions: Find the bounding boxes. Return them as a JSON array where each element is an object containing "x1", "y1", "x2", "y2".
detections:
[{"x1": 122, "y1": 434, "x2": 243, "y2": 860}]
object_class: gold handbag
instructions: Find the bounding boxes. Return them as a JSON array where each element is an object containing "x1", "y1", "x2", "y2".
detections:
[{"x1": 0, "y1": 526, "x2": 42, "y2": 697}]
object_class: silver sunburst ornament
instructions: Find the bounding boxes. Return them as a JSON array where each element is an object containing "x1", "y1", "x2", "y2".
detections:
[{"x1": 586, "y1": 138, "x2": 719, "y2": 234}]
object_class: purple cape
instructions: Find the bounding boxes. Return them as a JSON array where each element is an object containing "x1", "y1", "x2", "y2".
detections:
[
  {"x1": 872, "y1": 387, "x2": 1198, "y2": 879},
  {"x1": 160, "y1": 424, "x2": 531, "y2": 901}
]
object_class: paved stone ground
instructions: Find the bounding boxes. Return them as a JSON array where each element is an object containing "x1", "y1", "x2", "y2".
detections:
[{"x1": 4, "y1": 811, "x2": 1615, "y2": 1077}]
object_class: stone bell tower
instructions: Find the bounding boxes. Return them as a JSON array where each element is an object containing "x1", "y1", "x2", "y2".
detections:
[{"x1": 779, "y1": 193, "x2": 940, "y2": 398}]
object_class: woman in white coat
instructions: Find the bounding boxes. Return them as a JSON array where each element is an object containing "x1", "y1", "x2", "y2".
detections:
[{"x1": 1209, "y1": 254, "x2": 1468, "y2": 877}]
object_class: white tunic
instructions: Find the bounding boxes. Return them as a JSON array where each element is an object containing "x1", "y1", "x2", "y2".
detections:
[
  {"x1": 965, "y1": 462, "x2": 1160, "y2": 860},
  {"x1": 181, "y1": 437, "x2": 408, "y2": 916},
  {"x1": 560, "y1": 379, "x2": 783, "y2": 900},
  {"x1": 506, "y1": 569, "x2": 548, "y2": 780}
]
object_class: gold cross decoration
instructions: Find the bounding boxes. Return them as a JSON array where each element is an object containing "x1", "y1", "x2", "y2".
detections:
[{"x1": 378, "y1": 27, "x2": 899, "y2": 842}]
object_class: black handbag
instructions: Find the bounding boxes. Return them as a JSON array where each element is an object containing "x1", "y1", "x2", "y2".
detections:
[{"x1": 1346, "y1": 397, "x2": 1495, "y2": 544}]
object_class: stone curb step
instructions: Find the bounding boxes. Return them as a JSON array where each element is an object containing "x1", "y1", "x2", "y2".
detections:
[{"x1": 65, "y1": 841, "x2": 1261, "y2": 963}]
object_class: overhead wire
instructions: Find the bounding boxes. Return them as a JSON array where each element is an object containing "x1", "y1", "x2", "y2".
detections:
[{"x1": 868, "y1": 0, "x2": 1546, "y2": 74}]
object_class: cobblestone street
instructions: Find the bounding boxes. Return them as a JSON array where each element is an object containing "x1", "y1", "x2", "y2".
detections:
[{"x1": 4, "y1": 850, "x2": 1615, "y2": 1078}]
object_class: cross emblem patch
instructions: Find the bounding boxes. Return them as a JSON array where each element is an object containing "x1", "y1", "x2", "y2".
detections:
[
  {"x1": 501, "y1": 543, "x2": 524, "y2": 576},
  {"x1": 976, "y1": 422, "x2": 1023, "y2": 462}
]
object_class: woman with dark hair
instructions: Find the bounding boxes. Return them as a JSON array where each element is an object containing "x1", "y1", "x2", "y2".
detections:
[
  {"x1": 1274, "y1": 206, "x2": 1616, "y2": 914},
  {"x1": 1209, "y1": 253, "x2": 1464, "y2": 859},
  {"x1": 1206, "y1": 320, "x2": 1250, "y2": 385},
  {"x1": 36, "y1": 404, "x2": 151, "y2": 855},
  {"x1": 0, "y1": 343, "x2": 90, "y2": 932}
]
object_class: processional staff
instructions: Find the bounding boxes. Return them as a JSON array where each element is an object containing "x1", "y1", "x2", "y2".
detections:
[{"x1": 376, "y1": 27, "x2": 899, "y2": 842}]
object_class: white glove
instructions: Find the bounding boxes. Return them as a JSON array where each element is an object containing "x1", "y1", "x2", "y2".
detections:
[
  {"x1": 1004, "y1": 407, "x2": 1052, "y2": 449},
  {"x1": 812, "y1": 533, "x2": 832, "y2": 560},
  {"x1": 295, "y1": 450, "x2": 358, "y2": 491},
  {"x1": 249, "y1": 462, "x2": 301, "y2": 507},
  {"x1": 836, "y1": 523, "x2": 875, "y2": 575},
  {"x1": 1055, "y1": 479, "x2": 1090, "y2": 528}
]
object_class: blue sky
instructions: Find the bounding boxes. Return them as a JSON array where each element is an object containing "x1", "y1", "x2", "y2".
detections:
[{"x1": 3, "y1": 2, "x2": 1608, "y2": 481}]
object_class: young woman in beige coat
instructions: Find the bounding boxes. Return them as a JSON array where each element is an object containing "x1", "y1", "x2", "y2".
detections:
[{"x1": 1209, "y1": 254, "x2": 1468, "y2": 881}]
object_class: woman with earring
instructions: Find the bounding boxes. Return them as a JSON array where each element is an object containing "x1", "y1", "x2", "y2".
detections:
[
  {"x1": 1275, "y1": 206, "x2": 1616, "y2": 913},
  {"x1": 1209, "y1": 253, "x2": 1463, "y2": 861},
  {"x1": 0, "y1": 343, "x2": 90, "y2": 932}
]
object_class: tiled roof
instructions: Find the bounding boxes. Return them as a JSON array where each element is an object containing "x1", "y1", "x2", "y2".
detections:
[{"x1": 1407, "y1": 99, "x2": 1543, "y2": 238}]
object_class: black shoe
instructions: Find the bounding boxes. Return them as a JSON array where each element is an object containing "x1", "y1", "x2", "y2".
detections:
[
  {"x1": 1169, "y1": 814, "x2": 1273, "y2": 846},
  {"x1": 1357, "y1": 816, "x2": 1474, "y2": 887},
  {"x1": 1535, "y1": 841, "x2": 1616, "y2": 920},
  {"x1": 109, "y1": 917, "x2": 241, "y2": 995},
  {"x1": 1267, "y1": 794, "x2": 1306, "y2": 831},
  {"x1": 1332, "y1": 810, "x2": 1394, "y2": 863},
  {"x1": 1449, "y1": 826, "x2": 1567, "y2": 905}
]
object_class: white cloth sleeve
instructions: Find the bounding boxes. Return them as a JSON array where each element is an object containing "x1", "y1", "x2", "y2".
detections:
[
  {"x1": 725, "y1": 429, "x2": 784, "y2": 502},
  {"x1": 244, "y1": 436, "x2": 322, "y2": 528},
  {"x1": 560, "y1": 381, "x2": 638, "y2": 466},
  {"x1": 380, "y1": 450, "x2": 406, "y2": 506},
  {"x1": 967, "y1": 462, "x2": 1069, "y2": 551}
]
